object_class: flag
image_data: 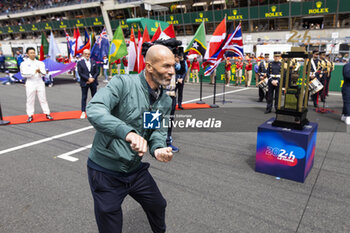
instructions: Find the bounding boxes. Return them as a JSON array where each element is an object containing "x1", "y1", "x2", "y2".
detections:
[
  {"x1": 74, "y1": 28, "x2": 84, "y2": 56},
  {"x1": 109, "y1": 25, "x2": 128, "y2": 64},
  {"x1": 203, "y1": 23, "x2": 244, "y2": 76},
  {"x1": 204, "y1": 18, "x2": 226, "y2": 60},
  {"x1": 127, "y1": 27, "x2": 138, "y2": 73},
  {"x1": 90, "y1": 31, "x2": 95, "y2": 50},
  {"x1": 91, "y1": 28, "x2": 109, "y2": 62},
  {"x1": 151, "y1": 26, "x2": 162, "y2": 42},
  {"x1": 76, "y1": 30, "x2": 91, "y2": 54},
  {"x1": 137, "y1": 26, "x2": 150, "y2": 73},
  {"x1": 48, "y1": 31, "x2": 61, "y2": 60},
  {"x1": 64, "y1": 29, "x2": 74, "y2": 57},
  {"x1": 158, "y1": 24, "x2": 176, "y2": 40},
  {"x1": 40, "y1": 32, "x2": 49, "y2": 61},
  {"x1": 185, "y1": 22, "x2": 207, "y2": 56}
]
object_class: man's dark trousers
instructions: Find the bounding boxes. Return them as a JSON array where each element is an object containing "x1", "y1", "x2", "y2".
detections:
[
  {"x1": 0, "y1": 62, "x2": 5, "y2": 72},
  {"x1": 266, "y1": 79, "x2": 279, "y2": 111},
  {"x1": 81, "y1": 84, "x2": 97, "y2": 112},
  {"x1": 88, "y1": 163, "x2": 167, "y2": 233}
]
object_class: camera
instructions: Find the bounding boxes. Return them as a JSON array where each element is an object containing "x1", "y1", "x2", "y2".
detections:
[{"x1": 142, "y1": 38, "x2": 183, "y2": 57}]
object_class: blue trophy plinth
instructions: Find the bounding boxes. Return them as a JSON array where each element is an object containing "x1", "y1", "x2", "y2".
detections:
[{"x1": 256, "y1": 118, "x2": 318, "y2": 183}]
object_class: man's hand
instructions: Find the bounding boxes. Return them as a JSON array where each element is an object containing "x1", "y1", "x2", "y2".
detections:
[
  {"x1": 87, "y1": 77, "x2": 94, "y2": 84},
  {"x1": 35, "y1": 68, "x2": 41, "y2": 73},
  {"x1": 125, "y1": 132, "x2": 148, "y2": 156},
  {"x1": 178, "y1": 78, "x2": 183, "y2": 84},
  {"x1": 154, "y1": 147, "x2": 173, "y2": 162},
  {"x1": 272, "y1": 80, "x2": 278, "y2": 86}
]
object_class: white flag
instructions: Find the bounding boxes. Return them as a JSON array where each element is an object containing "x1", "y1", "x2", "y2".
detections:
[{"x1": 48, "y1": 32, "x2": 61, "y2": 60}]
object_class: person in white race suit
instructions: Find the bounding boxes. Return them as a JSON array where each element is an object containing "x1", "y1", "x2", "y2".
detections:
[{"x1": 20, "y1": 47, "x2": 53, "y2": 123}]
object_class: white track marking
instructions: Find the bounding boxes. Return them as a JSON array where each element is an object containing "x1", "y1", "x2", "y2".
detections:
[
  {"x1": 0, "y1": 88, "x2": 251, "y2": 157},
  {"x1": 183, "y1": 88, "x2": 252, "y2": 104},
  {"x1": 56, "y1": 144, "x2": 92, "y2": 162},
  {"x1": 0, "y1": 126, "x2": 93, "y2": 155}
]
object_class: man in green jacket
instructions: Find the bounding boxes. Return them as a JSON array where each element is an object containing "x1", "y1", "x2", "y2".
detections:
[{"x1": 86, "y1": 45, "x2": 175, "y2": 233}]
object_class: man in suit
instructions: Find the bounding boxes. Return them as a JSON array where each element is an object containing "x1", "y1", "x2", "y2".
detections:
[{"x1": 78, "y1": 49, "x2": 99, "y2": 119}]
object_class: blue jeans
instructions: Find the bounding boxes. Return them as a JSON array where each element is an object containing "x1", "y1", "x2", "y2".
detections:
[
  {"x1": 87, "y1": 163, "x2": 167, "y2": 233},
  {"x1": 104, "y1": 69, "x2": 108, "y2": 80}
]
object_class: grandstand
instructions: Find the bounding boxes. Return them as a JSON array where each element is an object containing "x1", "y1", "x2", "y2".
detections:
[{"x1": 0, "y1": 0, "x2": 349, "y2": 58}]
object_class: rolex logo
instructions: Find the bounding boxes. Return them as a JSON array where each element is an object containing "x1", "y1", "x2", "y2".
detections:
[
  {"x1": 32, "y1": 25, "x2": 35, "y2": 28},
  {"x1": 77, "y1": 20, "x2": 80, "y2": 23},
  {"x1": 122, "y1": 20, "x2": 124, "y2": 25},
  {"x1": 46, "y1": 23, "x2": 49, "y2": 26},
  {"x1": 233, "y1": 10, "x2": 237, "y2": 15},
  {"x1": 199, "y1": 13, "x2": 203, "y2": 18},
  {"x1": 271, "y1": 6, "x2": 277, "y2": 12},
  {"x1": 95, "y1": 18, "x2": 98, "y2": 21},
  {"x1": 61, "y1": 22, "x2": 63, "y2": 25},
  {"x1": 170, "y1": 16, "x2": 174, "y2": 20},
  {"x1": 316, "y1": 1, "x2": 322, "y2": 8}
]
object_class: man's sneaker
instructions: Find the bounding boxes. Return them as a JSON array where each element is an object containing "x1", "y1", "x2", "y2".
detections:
[
  {"x1": 80, "y1": 111, "x2": 86, "y2": 119},
  {"x1": 341, "y1": 114, "x2": 346, "y2": 122},
  {"x1": 46, "y1": 114, "x2": 53, "y2": 120},
  {"x1": 168, "y1": 144, "x2": 179, "y2": 153},
  {"x1": 345, "y1": 116, "x2": 350, "y2": 125},
  {"x1": 27, "y1": 116, "x2": 33, "y2": 123}
]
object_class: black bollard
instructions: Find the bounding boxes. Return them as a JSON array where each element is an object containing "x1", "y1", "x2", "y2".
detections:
[
  {"x1": 222, "y1": 80, "x2": 232, "y2": 105},
  {"x1": 0, "y1": 103, "x2": 10, "y2": 125},
  {"x1": 196, "y1": 74, "x2": 205, "y2": 104},
  {"x1": 210, "y1": 75, "x2": 219, "y2": 108}
]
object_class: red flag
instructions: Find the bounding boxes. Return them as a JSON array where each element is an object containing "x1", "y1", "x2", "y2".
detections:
[
  {"x1": 74, "y1": 28, "x2": 84, "y2": 56},
  {"x1": 76, "y1": 30, "x2": 91, "y2": 54},
  {"x1": 204, "y1": 18, "x2": 226, "y2": 60},
  {"x1": 127, "y1": 27, "x2": 138, "y2": 73},
  {"x1": 159, "y1": 24, "x2": 176, "y2": 39},
  {"x1": 151, "y1": 26, "x2": 162, "y2": 42},
  {"x1": 137, "y1": 26, "x2": 150, "y2": 73}
]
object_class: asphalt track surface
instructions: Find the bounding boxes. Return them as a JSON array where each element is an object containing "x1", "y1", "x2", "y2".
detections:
[{"x1": 0, "y1": 75, "x2": 349, "y2": 233}]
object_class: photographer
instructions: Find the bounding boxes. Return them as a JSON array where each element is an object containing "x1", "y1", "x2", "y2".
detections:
[{"x1": 86, "y1": 44, "x2": 175, "y2": 233}]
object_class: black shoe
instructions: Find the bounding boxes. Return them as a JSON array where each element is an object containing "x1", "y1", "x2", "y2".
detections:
[
  {"x1": 46, "y1": 114, "x2": 53, "y2": 120},
  {"x1": 178, "y1": 106, "x2": 184, "y2": 110},
  {"x1": 257, "y1": 99, "x2": 263, "y2": 102},
  {"x1": 314, "y1": 104, "x2": 318, "y2": 108},
  {"x1": 264, "y1": 110, "x2": 271, "y2": 114},
  {"x1": 27, "y1": 116, "x2": 33, "y2": 123}
]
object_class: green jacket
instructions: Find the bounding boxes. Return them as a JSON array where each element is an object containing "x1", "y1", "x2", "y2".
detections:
[{"x1": 86, "y1": 71, "x2": 172, "y2": 173}]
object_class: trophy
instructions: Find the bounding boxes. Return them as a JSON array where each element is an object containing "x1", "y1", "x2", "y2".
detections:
[{"x1": 272, "y1": 47, "x2": 312, "y2": 130}]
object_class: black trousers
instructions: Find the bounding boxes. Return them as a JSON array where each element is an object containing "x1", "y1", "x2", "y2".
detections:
[
  {"x1": 167, "y1": 96, "x2": 177, "y2": 144},
  {"x1": 176, "y1": 81, "x2": 184, "y2": 108},
  {"x1": 258, "y1": 87, "x2": 266, "y2": 101},
  {"x1": 88, "y1": 163, "x2": 167, "y2": 233},
  {"x1": 266, "y1": 79, "x2": 279, "y2": 111},
  {"x1": 81, "y1": 84, "x2": 97, "y2": 112},
  {"x1": 311, "y1": 77, "x2": 325, "y2": 106},
  {"x1": 342, "y1": 84, "x2": 350, "y2": 116},
  {"x1": 0, "y1": 62, "x2": 5, "y2": 72}
]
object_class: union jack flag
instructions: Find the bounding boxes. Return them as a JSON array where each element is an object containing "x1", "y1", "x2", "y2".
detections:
[
  {"x1": 203, "y1": 23, "x2": 244, "y2": 76},
  {"x1": 64, "y1": 29, "x2": 75, "y2": 56},
  {"x1": 96, "y1": 28, "x2": 108, "y2": 48}
]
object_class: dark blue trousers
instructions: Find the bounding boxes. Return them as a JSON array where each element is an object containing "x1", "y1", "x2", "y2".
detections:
[
  {"x1": 87, "y1": 163, "x2": 167, "y2": 233},
  {"x1": 81, "y1": 84, "x2": 97, "y2": 112}
]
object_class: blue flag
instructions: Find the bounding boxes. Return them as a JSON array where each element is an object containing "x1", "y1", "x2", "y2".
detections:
[{"x1": 91, "y1": 28, "x2": 109, "y2": 62}]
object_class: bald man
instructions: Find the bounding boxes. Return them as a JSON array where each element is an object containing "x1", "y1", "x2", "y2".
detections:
[
  {"x1": 77, "y1": 49, "x2": 100, "y2": 119},
  {"x1": 86, "y1": 45, "x2": 174, "y2": 233}
]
